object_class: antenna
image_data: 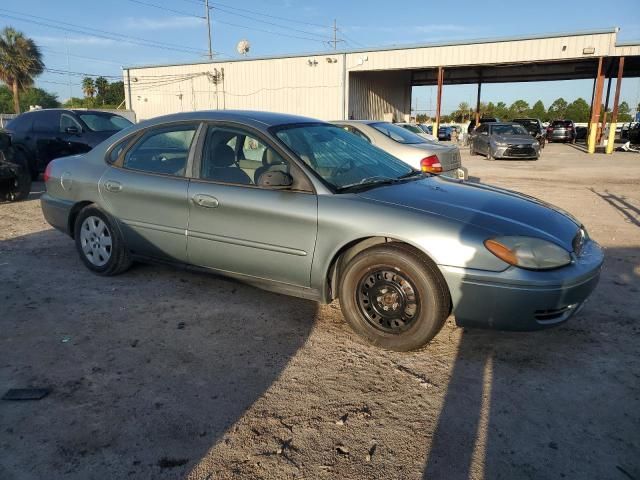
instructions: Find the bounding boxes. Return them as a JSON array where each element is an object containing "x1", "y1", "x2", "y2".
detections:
[{"x1": 236, "y1": 39, "x2": 250, "y2": 56}]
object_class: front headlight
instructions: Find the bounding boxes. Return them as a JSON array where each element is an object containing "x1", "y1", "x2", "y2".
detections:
[{"x1": 484, "y1": 236, "x2": 571, "y2": 270}]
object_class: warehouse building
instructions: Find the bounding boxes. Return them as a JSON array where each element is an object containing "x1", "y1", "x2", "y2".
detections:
[{"x1": 124, "y1": 28, "x2": 639, "y2": 152}]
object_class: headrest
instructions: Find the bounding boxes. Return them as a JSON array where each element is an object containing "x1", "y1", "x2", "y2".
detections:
[
  {"x1": 211, "y1": 144, "x2": 235, "y2": 167},
  {"x1": 262, "y1": 148, "x2": 283, "y2": 166}
]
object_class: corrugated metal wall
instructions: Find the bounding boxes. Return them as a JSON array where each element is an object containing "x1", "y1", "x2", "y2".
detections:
[
  {"x1": 127, "y1": 54, "x2": 344, "y2": 121},
  {"x1": 348, "y1": 71, "x2": 411, "y2": 121},
  {"x1": 345, "y1": 32, "x2": 617, "y2": 71}
]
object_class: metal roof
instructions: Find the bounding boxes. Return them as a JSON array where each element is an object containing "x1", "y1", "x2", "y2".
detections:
[{"x1": 123, "y1": 27, "x2": 620, "y2": 71}]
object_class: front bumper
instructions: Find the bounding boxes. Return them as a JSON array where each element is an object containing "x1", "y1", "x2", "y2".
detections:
[
  {"x1": 492, "y1": 144, "x2": 539, "y2": 159},
  {"x1": 41, "y1": 193, "x2": 74, "y2": 236},
  {"x1": 440, "y1": 240, "x2": 604, "y2": 330}
]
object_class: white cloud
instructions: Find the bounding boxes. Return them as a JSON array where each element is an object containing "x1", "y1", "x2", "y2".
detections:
[
  {"x1": 33, "y1": 35, "x2": 116, "y2": 46},
  {"x1": 121, "y1": 16, "x2": 203, "y2": 31}
]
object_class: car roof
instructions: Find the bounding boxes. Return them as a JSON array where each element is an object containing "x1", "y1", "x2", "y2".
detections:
[{"x1": 136, "y1": 110, "x2": 322, "y2": 129}]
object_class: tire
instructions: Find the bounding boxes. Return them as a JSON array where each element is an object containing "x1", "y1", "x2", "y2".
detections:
[
  {"x1": 469, "y1": 144, "x2": 477, "y2": 156},
  {"x1": 74, "y1": 205, "x2": 132, "y2": 276},
  {"x1": 487, "y1": 149, "x2": 494, "y2": 161},
  {"x1": 338, "y1": 244, "x2": 451, "y2": 351},
  {"x1": 4, "y1": 149, "x2": 31, "y2": 201}
]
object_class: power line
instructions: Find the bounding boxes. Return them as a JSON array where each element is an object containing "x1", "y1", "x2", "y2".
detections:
[
  {"x1": 0, "y1": 8, "x2": 209, "y2": 55},
  {"x1": 39, "y1": 46, "x2": 124, "y2": 66},
  {"x1": 125, "y1": 0, "x2": 204, "y2": 18},
  {"x1": 213, "y1": 18, "x2": 328, "y2": 43}
]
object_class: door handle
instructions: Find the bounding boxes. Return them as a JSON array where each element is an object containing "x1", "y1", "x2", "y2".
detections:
[
  {"x1": 192, "y1": 193, "x2": 219, "y2": 208},
  {"x1": 104, "y1": 180, "x2": 122, "y2": 192}
]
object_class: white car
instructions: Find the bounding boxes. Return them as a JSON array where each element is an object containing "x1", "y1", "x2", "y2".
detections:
[{"x1": 334, "y1": 120, "x2": 467, "y2": 180}]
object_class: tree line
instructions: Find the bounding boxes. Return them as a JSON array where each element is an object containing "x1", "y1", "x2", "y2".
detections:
[
  {"x1": 65, "y1": 77, "x2": 125, "y2": 109},
  {"x1": 418, "y1": 98, "x2": 636, "y2": 124}
]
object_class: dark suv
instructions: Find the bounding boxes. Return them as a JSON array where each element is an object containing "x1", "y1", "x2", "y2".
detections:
[
  {"x1": 5, "y1": 109, "x2": 133, "y2": 179},
  {"x1": 513, "y1": 118, "x2": 546, "y2": 148},
  {"x1": 546, "y1": 120, "x2": 576, "y2": 143}
]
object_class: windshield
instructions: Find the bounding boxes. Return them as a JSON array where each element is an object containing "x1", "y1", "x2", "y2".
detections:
[
  {"x1": 490, "y1": 124, "x2": 529, "y2": 136},
  {"x1": 370, "y1": 122, "x2": 425, "y2": 144},
  {"x1": 418, "y1": 124, "x2": 431, "y2": 133},
  {"x1": 78, "y1": 113, "x2": 133, "y2": 132},
  {"x1": 274, "y1": 124, "x2": 415, "y2": 191}
]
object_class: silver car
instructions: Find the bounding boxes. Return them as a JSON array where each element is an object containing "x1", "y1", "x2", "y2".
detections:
[
  {"x1": 395, "y1": 122, "x2": 438, "y2": 142},
  {"x1": 334, "y1": 120, "x2": 467, "y2": 180},
  {"x1": 470, "y1": 122, "x2": 541, "y2": 160},
  {"x1": 41, "y1": 111, "x2": 602, "y2": 351}
]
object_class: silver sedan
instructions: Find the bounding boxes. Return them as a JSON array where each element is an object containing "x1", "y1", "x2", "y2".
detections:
[
  {"x1": 41, "y1": 111, "x2": 602, "y2": 351},
  {"x1": 334, "y1": 120, "x2": 467, "y2": 180},
  {"x1": 470, "y1": 122, "x2": 541, "y2": 160}
]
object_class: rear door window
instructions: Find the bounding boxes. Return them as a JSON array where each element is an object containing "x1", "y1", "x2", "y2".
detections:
[{"x1": 123, "y1": 124, "x2": 197, "y2": 176}]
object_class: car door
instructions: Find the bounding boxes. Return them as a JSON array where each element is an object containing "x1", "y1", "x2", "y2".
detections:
[
  {"x1": 186, "y1": 124, "x2": 318, "y2": 288},
  {"x1": 59, "y1": 113, "x2": 93, "y2": 156},
  {"x1": 32, "y1": 110, "x2": 63, "y2": 170},
  {"x1": 99, "y1": 122, "x2": 200, "y2": 263}
]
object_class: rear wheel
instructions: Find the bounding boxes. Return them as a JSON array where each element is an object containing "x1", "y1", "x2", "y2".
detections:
[
  {"x1": 469, "y1": 144, "x2": 477, "y2": 156},
  {"x1": 74, "y1": 205, "x2": 132, "y2": 276},
  {"x1": 338, "y1": 244, "x2": 450, "y2": 351},
  {"x1": 4, "y1": 150, "x2": 31, "y2": 201}
]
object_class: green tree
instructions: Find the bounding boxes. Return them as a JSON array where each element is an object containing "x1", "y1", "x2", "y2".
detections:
[
  {"x1": 494, "y1": 101, "x2": 508, "y2": 120},
  {"x1": 617, "y1": 101, "x2": 632, "y2": 122},
  {"x1": 508, "y1": 99, "x2": 530, "y2": 120},
  {"x1": 0, "y1": 85, "x2": 60, "y2": 112},
  {"x1": 565, "y1": 98, "x2": 590, "y2": 122},
  {"x1": 95, "y1": 76, "x2": 109, "y2": 104},
  {"x1": 82, "y1": 76, "x2": 95, "y2": 99},
  {"x1": 104, "y1": 81, "x2": 124, "y2": 106},
  {"x1": 0, "y1": 27, "x2": 44, "y2": 113},
  {"x1": 530, "y1": 100, "x2": 546, "y2": 120},
  {"x1": 548, "y1": 97, "x2": 568, "y2": 119}
]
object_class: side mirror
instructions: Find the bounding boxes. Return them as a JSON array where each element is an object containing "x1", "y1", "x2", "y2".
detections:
[
  {"x1": 257, "y1": 170, "x2": 293, "y2": 189},
  {"x1": 65, "y1": 126, "x2": 80, "y2": 134}
]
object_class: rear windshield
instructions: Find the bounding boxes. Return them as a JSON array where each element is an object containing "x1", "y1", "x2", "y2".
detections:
[
  {"x1": 552, "y1": 120, "x2": 573, "y2": 127},
  {"x1": 78, "y1": 113, "x2": 133, "y2": 132},
  {"x1": 400, "y1": 124, "x2": 423, "y2": 134},
  {"x1": 370, "y1": 122, "x2": 425, "y2": 144}
]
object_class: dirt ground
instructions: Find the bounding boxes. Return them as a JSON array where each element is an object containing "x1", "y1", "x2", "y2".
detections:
[{"x1": 0, "y1": 143, "x2": 639, "y2": 480}]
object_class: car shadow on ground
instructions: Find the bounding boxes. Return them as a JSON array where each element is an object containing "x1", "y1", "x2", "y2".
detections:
[
  {"x1": 421, "y1": 245, "x2": 640, "y2": 479},
  {"x1": 0, "y1": 229, "x2": 318, "y2": 479},
  {"x1": 589, "y1": 188, "x2": 640, "y2": 228}
]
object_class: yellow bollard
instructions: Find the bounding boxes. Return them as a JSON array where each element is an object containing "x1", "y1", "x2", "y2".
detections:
[
  {"x1": 587, "y1": 123, "x2": 598, "y2": 154},
  {"x1": 433, "y1": 122, "x2": 439, "y2": 139},
  {"x1": 606, "y1": 122, "x2": 616, "y2": 154}
]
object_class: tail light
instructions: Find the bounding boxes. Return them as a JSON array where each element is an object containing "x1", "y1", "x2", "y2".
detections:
[
  {"x1": 420, "y1": 155, "x2": 442, "y2": 174},
  {"x1": 43, "y1": 162, "x2": 52, "y2": 183}
]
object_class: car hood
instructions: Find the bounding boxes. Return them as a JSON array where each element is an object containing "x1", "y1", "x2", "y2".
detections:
[
  {"x1": 492, "y1": 134, "x2": 537, "y2": 144},
  {"x1": 357, "y1": 176, "x2": 581, "y2": 249}
]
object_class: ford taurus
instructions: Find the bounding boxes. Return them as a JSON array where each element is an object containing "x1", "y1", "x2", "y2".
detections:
[{"x1": 41, "y1": 111, "x2": 603, "y2": 351}]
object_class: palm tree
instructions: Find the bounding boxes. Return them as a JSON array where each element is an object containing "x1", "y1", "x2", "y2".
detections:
[
  {"x1": 82, "y1": 77, "x2": 96, "y2": 99},
  {"x1": 94, "y1": 76, "x2": 108, "y2": 104},
  {"x1": 0, "y1": 27, "x2": 44, "y2": 113}
]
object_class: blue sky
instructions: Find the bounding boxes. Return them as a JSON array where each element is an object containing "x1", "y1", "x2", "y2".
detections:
[{"x1": 2, "y1": 0, "x2": 639, "y2": 114}]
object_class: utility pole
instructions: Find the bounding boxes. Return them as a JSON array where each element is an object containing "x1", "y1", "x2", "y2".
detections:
[
  {"x1": 65, "y1": 35, "x2": 73, "y2": 107},
  {"x1": 205, "y1": 0, "x2": 213, "y2": 60},
  {"x1": 332, "y1": 19, "x2": 337, "y2": 50}
]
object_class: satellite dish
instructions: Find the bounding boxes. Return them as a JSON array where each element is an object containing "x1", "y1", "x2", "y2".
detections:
[{"x1": 236, "y1": 39, "x2": 250, "y2": 56}]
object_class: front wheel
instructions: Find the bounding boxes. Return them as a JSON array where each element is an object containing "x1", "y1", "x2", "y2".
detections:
[
  {"x1": 469, "y1": 144, "x2": 477, "y2": 156},
  {"x1": 338, "y1": 244, "x2": 451, "y2": 351},
  {"x1": 74, "y1": 205, "x2": 132, "y2": 276}
]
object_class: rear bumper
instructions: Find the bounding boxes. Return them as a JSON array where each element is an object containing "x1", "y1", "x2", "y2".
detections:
[
  {"x1": 440, "y1": 240, "x2": 604, "y2": 330},
  {"x1": 41, "y1": 193, "x2": 73, "y2": 235},
  {"x1": 441, "y1": 167, "x2": 468, "y2": 180}
]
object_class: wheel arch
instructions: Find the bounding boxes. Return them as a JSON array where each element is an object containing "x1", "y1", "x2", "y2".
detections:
[
  {"x1": 68, "y1": 201, "x2": 95, "y2": 238},
  {"x1": 324, "y1": 236, "x2": 444, "y2": 303}
]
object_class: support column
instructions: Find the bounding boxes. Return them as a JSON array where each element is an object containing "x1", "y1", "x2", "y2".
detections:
[
  {"x1": 433, "y1": 66, "x2": 443, "y2": 136},
  {"x1": 599, "y1": 76, "x2": 612, "y2": 143},
  {"x1": 588, "y1": 57, "x2": 605, "y2": 154},
  {"x1": 606, "y1": 57, "x2": 625, "y2": 154},
  {"x1": 475, "y1": 82, "x2": 482, "y2": 125}
]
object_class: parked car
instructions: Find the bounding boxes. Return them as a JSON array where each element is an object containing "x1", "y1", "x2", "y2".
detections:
[
  {"x1": 470, "y1": 122, "x2": 540, "y2": 160},
  {"x1": 334, "y1": 120, "x2": 467, "y2": 179},
  {"x1": 575, "y1": 126, "x2": 588, "y2": 141},
  {"x1": 626, "y1": 122, "x2": 640, "y2": 144},
  {"x1": 42, "y1": 111, "x2": 602, "y2": 351},
  {"x1": 0, "y1": 130, "x2": 31, "y2": 202},
  {"x1": 546, "y1": 120, "x2": 576, "y2": 143},
  {"x1": 512, "y1": 118, "x2": 546, "y2": 148},
  {"x1": 438, "y1": 126, "x2": 452, "y2": 141},
  {"x1": 395, "y1": 122, "x2": 437, "y2": 142},
  {"x1": 467, "y1": 117, "x2": 499, "y2": 133},
  {"x1": 5, "y1": 109, "x2": 133, "y2": 179}
]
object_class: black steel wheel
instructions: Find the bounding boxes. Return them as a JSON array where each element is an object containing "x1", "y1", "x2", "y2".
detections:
[{"x1": 339, "y1": 244, "x2": 450, "y2": 351}]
